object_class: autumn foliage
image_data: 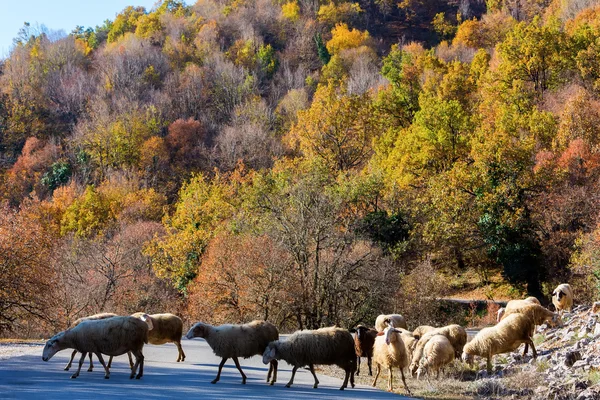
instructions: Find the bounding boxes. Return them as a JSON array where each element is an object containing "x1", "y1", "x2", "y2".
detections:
[{"x1": 6, "y1": 0, "x2": 600, "y2": 336}]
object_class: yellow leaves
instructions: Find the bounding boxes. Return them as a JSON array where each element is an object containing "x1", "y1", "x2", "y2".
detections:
[
  {"x1": 287, "y1": 82, "x2": 380, "y2": 171},
  {"x1": 282, "y1": 1, "x2": 300, "y2": 22},
  {"x1": 326, "y1": 23, "x2": 369, "y2": 55},
  {"x1": 317, "y1": 2, "x2": 363, "y2": 27}
]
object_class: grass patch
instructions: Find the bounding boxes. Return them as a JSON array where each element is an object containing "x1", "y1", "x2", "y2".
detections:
[
  {"x1": 536, "y1": 359, "x2": 550, "y2": 372},
  {"x1": 586, "y1": 369, "x2": 600, "y2": 385},
  {"x1": 533, "y1": 334, "x2": 546, "y2": 346}
]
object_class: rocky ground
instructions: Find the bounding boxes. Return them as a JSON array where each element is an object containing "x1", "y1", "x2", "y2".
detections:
[{"x1": 473, "y1": 304, "x2": 600, "y2": 400}]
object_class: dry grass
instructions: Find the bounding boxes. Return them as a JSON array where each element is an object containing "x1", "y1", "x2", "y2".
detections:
[
  {"x1": 317, "y1": 358, "x2": 540, "y2": 399},
  {"x1": 0, "y1": 338, "x2": 44, "y2": 343}
]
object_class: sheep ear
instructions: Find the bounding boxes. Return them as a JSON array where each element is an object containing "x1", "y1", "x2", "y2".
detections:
[
  {"x1": 141, "y1": 314, "x2": 154, "y2": 331},
  {"x1": 376, "y1": 331, "x2": 385, "y2": 337},
  {"x1": 349, "y1": 328, "x2": 356, "y2": 333},
  {"x1": 269, "y1": 347, "x2": 276, "y2": 358}
]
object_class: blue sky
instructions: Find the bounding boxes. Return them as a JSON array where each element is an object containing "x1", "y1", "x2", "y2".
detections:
[{"x1": 0, "y1": 0, "x2": 159, "y2": 58}]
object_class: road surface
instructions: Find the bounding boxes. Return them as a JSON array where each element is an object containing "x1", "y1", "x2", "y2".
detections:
[{"x1": 0, "y1": 338, "x2": 413, "y2": 399}]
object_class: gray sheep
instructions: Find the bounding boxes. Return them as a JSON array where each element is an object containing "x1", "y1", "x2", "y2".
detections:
[
  {"x1": 186, "y1": 320, "x2": 279, "y2": 385},
  {"x1": 262, "y1": 327, "x2": 356, "y2": 390},
  {"x1": 42, "y1": 316, "x2": 150, "y2": 379}
]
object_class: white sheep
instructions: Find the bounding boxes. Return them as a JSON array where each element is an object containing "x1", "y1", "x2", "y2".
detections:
[
  {"x1": 262, "y1": 327, "x2": 356, "y2": 390},
  {"x1": 186, "y1": 320, "x2": 278, "y2": 385},
  {"x1": 42, "y1": 316, "x2": 150, "y2": 379},
  {"x1": 409, "y1": 324, "x2": 467, "y2": 376},
  {"x1": 552, "y1": 283, "x2": 573, "y2": 313},
  {"x1": 375, "y1": 314, "x2": 408, "y2": 332},
  {"x1": 503, "y1": 303, "x2": 562, "y2": 330},
  {"x1": 412, "y1": 325, "x2": 436, "y2": 340},
  {"x1": 496, "y1": 308, "x2": 505, "y2": 322},
  {"x1": 132, "y1": 312, "x2": 185, "y2": 362},
  {"x1": 462, "y1": 313, "x2": 536, "y2": 373},
  {"x1": 371, "y1": 327, "x2": 411, "y2": 394},
  {"x1": 416, "y1": 334, "x2": 455, "y2": 380},
  {"x1": 62, "y1": 313, "x2": 133, "y2": 372}
]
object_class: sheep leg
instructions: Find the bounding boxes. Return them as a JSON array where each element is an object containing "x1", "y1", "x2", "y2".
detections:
[
  {"x1": 95, "y1": 353, "x2": 110, "y2": 379},
  {"x1": 388, "y1": 366, "x2": 394, "y2": 392},
  {"x1": 400, "y1": 368, "x2": 411, "y2": 395},
  {"x1": 356, "y1": 356, "x2": 361, "y2": 376},
  {"x1": 64, "y1": 350, "x2": 77, "y2": 371},
  {"x1": 175, "y1": 340, "x2": 185, "y2": 362},
  {"x1": 350, "y1": 369, "x2": 355, "y2": 388},
  {"x1": 367, "y1": 355, "x2": 372, "y2": 376},
  {"x1": 486, "y1": 356, "x2": 493, "y2": 374},
  {"x1": 372, "y1": 364, "x2": 381, "y2": 387},
  {"x1": 308, "y1": 364, "x2": 319, "y2": 389},
  {"x1": 267, "y1": 360, "x2": 278, "y2": 385},
  {"x1": 212, "y1": 357, "x2": 228, "y2": 384},
  {"x1": 232, "y1": 357, "x2": 247, "y2": 384},
  {"x1": 523, "y1": 342, "x2": 529, "y2": 356},
  {"x1": 107, "y1": 356, "x2": 112, "y2": 369},
  {"x1": 285, "y1": 365, "x2": 299, "y2": 388},
  {"x1": 529, "y1": 339, "x2": 537, "y2": 359},
  {"x1": 87, "y1": 353, "x2": 94, "y2": 372},
  {"x1": 71, "y1": 352, "x2": 87, "y2": 379},
  {"x1": 136, "y1": 353, "x2": 144, "y2": 379},
  {"x1": 127, "y1": 352, "x2": 133, "y2": 369}
]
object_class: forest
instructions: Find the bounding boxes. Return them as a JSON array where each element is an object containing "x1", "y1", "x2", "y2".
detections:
[{"x1": 2, "y1": 0, "x2": 600, "y2": 336}]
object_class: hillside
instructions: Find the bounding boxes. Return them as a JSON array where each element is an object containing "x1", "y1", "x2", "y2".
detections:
[{"x1": 2, "y1": 0, "x2": 600, "y2": 338}]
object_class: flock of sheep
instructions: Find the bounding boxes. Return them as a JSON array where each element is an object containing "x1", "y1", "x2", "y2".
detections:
[{"x1": 40, "y1": 283, "x2": 575, "y2": 395}]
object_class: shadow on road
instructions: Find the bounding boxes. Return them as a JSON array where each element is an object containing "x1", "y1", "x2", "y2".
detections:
[{"x1": 0, "y1": 355, "x2": 407, "y2": 399}]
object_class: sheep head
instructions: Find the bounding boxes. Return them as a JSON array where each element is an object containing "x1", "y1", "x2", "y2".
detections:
[
  {"x1": 185, "y1": 322, "x2": 207, "y2": 339},
  {"x1": 355, "y1": 325, "x2": 369, "y2": 340},
  {"x1": 139, "y1": 314, "x2": 154, "y2": 331},
  {"x1": 384, "y1": 327, "x2": 400, "y2": 346},
  {"x1": 461, "y1": 351, "x2": 474, "y2": 366},
  {"x1": 42, "y1": 331, "x2": 66, "y2": 362},
  {"x1": 262, "y1": 344, "x2": 277, "y2": 364}
]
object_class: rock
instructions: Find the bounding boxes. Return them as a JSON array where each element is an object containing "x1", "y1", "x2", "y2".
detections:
[
  {"x1": 565, "y1": 351, "x2": 582, "y2": 367},
  {"x1": 576, "y1": 384, "x2": 600, "y2": 400}
]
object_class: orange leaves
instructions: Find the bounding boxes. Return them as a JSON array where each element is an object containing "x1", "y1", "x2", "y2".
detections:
[{"x1": 186, "y1": 233, "x2": 292, "y2": 324}]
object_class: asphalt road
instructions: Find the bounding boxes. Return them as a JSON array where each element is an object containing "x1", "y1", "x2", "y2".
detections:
[{"x1": 0, "y1": 338, "x2": 413, "y2": 399}]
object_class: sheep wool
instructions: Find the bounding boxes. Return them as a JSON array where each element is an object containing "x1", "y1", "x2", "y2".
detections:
[
  {"x1": 413, "y1": 325, "x2": 436, "y2": 340},
  {"x1": 462, "y1": 313, "x2": 536, "y2": 373},
  {"x1": 186, "y1": 320, "x2": 279, "y2": 385},
  {"x1": 42, "y1": 316, "x2": 149, "y2": 380},
  {"x1": 503, "y1": 304, "x2": 562, "y2": 329},
  {"x1": 262, "y1": 326, "x2": 355, "y2": 390},
  {"x1": 416, "y1": 334, "x2": 455, "y2": 380},
  {"x1": 371, "y1": 327, "x2": 411, "y2": 394},
  {"x1": 409, "y1": 324, "x2": 466, "y2": 376},
  {"x1": 375, "y1": 314, "x2": 408, "y2": 332},
  {"x1": 63, "y1": 312, "x2": 122, "y2": 372},
  {"x1": 552, "y1": 284, "x2": 574, "y2": 313},
  {"x1": 132, "y1": 313, "x2": 185, "y2": 362},
  {"x1": 353, "y1": 325, "x2": 377, "y2": 376}
]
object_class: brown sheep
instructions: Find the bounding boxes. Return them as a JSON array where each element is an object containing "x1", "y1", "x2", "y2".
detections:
[{"x1": 351, "y1": 325, "x2": 377, "y2": 376}]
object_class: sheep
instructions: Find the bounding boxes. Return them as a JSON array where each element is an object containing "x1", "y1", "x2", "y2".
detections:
[
  {"x1": 371, "y1": 327, "x2": 411, "y2": 394},
  {"x1": 131, "y1": 312, "x2": 185, "y2": 362},
  {"x1": 503, "y1": 303, "x2": 562, "y2": 330},
  {"x1": 503, "y1": 297, "x2": 541, "y2": 315},
  {"x1": 186, "y1": 320, "x2": 278, "y2": 385},
  {"x1": 592, "y1": 302, "x2": 600, "y2": 314},
  {"x1": 413, "y1": 325, "x2": 436, "y2": 340},
  {"x1": 351, "y1": 325, "x2": 377, "y2": 376},
  {"x1": 42, "y1": 316, "x2": 150, "y2": 379},
  {"x1": 415, "y1": 334, "x2": 455, "y2": 380},
  {"x1": 397, "y1": 328, "x2": 418, "y2": 364},
  {"x1": 496, "y1": 308, "x2": 505, "y2": 322},
  {"x1": 409, "y1": 324, "x2": 467, "y2": 376},
  {"x1": 462, "y1": 313, "x2": 536, "y2": 374},
  {"x1": 375, "y1": 314, "x2": 408, "y2": 332},
  {"x1": 262, "y1": 327, "x2": 356, "y2": 390},
  {"x1": 552, "y1": 283, "x2": 574, "y2": 313},
  {"x1": 62, "y1": 313, "x2": 133, "y2": 373}
]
